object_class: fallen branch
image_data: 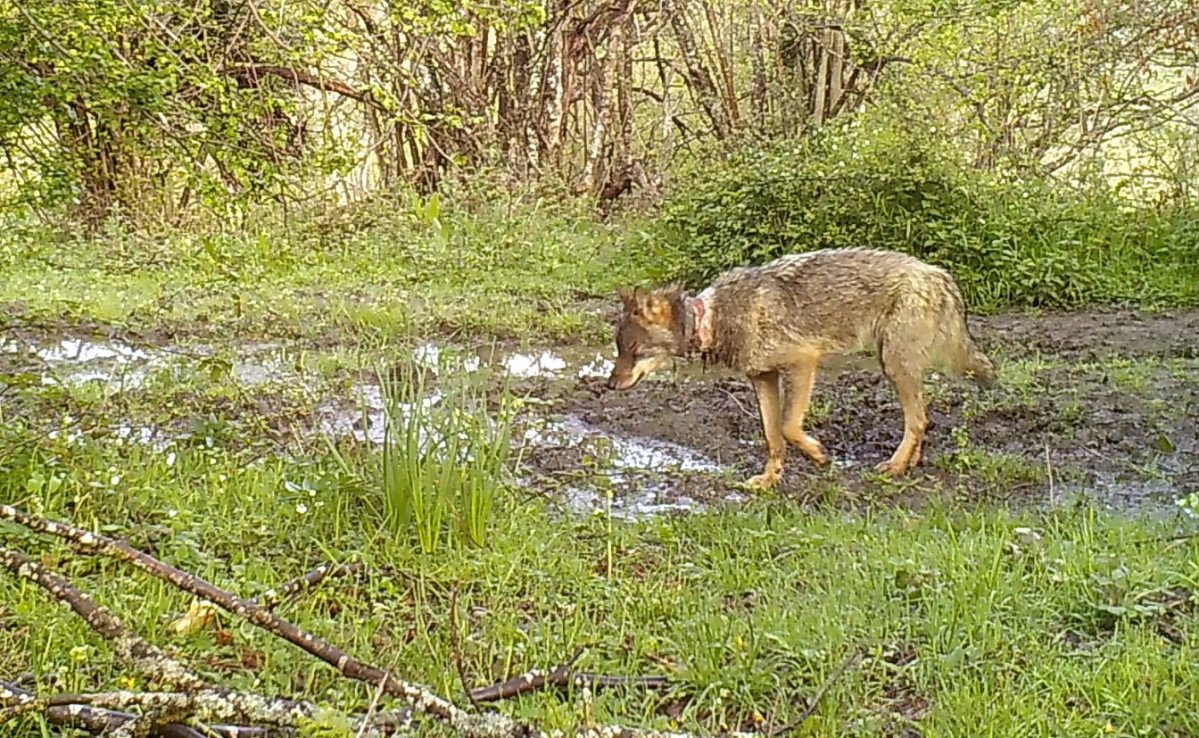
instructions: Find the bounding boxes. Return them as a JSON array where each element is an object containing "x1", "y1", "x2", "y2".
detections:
[
  {"x1": 469, "y1": 647, "x2": 669, "y2": 703},
  {"x1": 0, "y1": 681, "x2": 259, "y2": 738},
  {"x1": 469, "y1": 646, "x2": 587, "y2": 703},
  {"x1": 1, "y1": 687, "x2": 409, "y2": 737},
  {"x1": 0, "y1": 546, "x2": 205, "y2": 691},
  {"x1": 0, "y1": 547, "x2": 410, "y2": 736},
  {"x1": 35, "y1": 689, "x2": 317, "y2": 726},
  {"x1": 0, "y1": 505, "x2": 764, "y2": 738},
  {"x1": 255, "y1": 561, "x2": 366, "y2": 611},
  {"x1": 0, "y1": 506, "x2": 514, "y2": 737}
]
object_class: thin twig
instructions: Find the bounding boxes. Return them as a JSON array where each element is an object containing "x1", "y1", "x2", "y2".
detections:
[
  {"x1": 766, "y1": 649, "x2": 860, "y2": 737},
  {"x1": 449, "y1": 585, "x2": 481, "y2": 709},
  {"x1": 255, "y1": 561, "x2": 365, "y2": 611},
  {"x1": 356, "y1": 672, "x2": 390, "y2": 738}
]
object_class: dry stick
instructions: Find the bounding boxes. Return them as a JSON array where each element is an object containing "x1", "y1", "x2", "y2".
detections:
[
  {"x1": 355, "y1": 672, "x2": 392, "y2": 738},
  {"x1": 0, "y1": 546, "x2": 206, "y2": 691},
  {"x1": 2, "y1": 507, "x2": 762, "y2": 738},
  {"x1": 765, "y1": 649, "x2": 860, "y2": 738},
  {"x1": 0, "y1": 506, "x2": 506, "y2": 738},
  {"x1": 470, "y1": 645, "x2": 668, "y2": 704},
  {"x1": 0, "y1": 681, "x2": 240, "y2": 738},
  {"x1": 469, "y1": 646, "x2": 588, "y2": 703},
  {"x1": 254, "y1": 561, "x2": 366, "y2": 611}
]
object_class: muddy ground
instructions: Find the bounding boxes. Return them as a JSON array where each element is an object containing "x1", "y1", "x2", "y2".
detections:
[
  {"x1": 519, "y1": 308, "x2": 1199, "y2": 515},
  {"x1": 2, "y1": 307, "x2": 1197, "y2": 519}
]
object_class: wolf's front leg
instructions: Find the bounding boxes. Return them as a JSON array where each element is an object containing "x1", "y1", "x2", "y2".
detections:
[
  {"x1": 782, "y1": 356, "x2": 829, "y2": 467},
  {"x1": 746, "y1": 371, "x2": 785, "y2": 489}
]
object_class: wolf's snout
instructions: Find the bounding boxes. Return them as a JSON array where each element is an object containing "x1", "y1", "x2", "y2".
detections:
[{"x1": 605, "y1": 376, "x2": 617, "y2": 390}]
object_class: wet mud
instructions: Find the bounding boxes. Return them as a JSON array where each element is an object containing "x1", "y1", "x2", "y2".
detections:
[
  {"x1": 522, "y1": 309, "x2": 1199, "y2": 517},
  {"x1": 3, "y1": 308, "x2": 1197, "y2": 519}
]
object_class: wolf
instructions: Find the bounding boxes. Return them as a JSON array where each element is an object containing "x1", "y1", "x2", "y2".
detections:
[{"x1": 606, "y1": 248, "x2": 996, "y2": 488}]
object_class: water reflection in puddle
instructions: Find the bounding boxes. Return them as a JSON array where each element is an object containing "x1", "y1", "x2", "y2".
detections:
[
  {"x1": 559, "y1": 485, "x2": 706, "y2": 521},
  {"x1": 520, "y1": 414, "x2": 726, "y2": 518},
  {"x1": 12, "y1": 336, "x2": 610, "y2": 389},
  {"x1": 317, "y1": 383, "x2": 444, "y2": 446},
  {"x1": 523, "y1": 414, "x2": 721, "y2": 473},
  {"x1": 14, "y1": 334, "x2": 1189, "y2": 520}
]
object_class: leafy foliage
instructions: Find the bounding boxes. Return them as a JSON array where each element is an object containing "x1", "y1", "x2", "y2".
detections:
[
  {"x1": 651, "y1": 114, "x2": 1199, "y2": 310},
  {"x1": 0, "y1": 0, "x2": 349, "y2": 220}
]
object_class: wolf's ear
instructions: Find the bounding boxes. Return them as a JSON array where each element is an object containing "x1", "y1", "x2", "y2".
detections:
[
  {"x1": 618, "y1": 288, "x2": 636, "y2": 311},
  {"x1": 660, "y1": 284, "x2": 685, "y2": 303},
  {"x1": 632, "y1": 287, "x2": 653, "y2": 313},
  {"x1": 643, "y1": 291, "x2": 675, "y2": 322}
]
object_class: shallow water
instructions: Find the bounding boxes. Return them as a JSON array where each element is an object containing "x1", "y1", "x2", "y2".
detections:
[{"x1": 4, "y1": 332, "x2": 1192, "y2": 520}]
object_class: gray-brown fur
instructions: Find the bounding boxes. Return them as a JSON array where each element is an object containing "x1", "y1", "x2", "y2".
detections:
[
  {"x1": 608, "y1": 248, "x2": 996, "y2": 486},
  {"x1": 701, "y1": 249, "x2": 994, "y2": 383}
]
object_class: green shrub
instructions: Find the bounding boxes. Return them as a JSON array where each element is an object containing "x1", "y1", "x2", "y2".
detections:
[{"x1": 649, "y1": 116, "x2": 1199, "y2": 311}]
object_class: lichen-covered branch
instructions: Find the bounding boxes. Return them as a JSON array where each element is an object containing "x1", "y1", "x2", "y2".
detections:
[
  {"x1": 0, "y1": 681, "x2": 259, "y2": 738},
  {"x1": 1, "y1": 681, "x2": 410, "y2": 737},
  {"x1": 471, "y1": 671, "x2": 670, "y2": 703},
  {"x1": 40, "y1": 689, "x2": 317, "y2": 726},
  {"x1": 0, "y1": 546, "x2": 205, "y2": 691},
  {"x1": 0, "y1": 505, "x2": 507, "y2": 738},
  {"x1": 255, "y1": 561, "x2": 365, "y2": 611}
]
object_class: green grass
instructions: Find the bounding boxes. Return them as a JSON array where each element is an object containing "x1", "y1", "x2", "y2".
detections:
[
  {"x1": 2, "y1": 338, "x2": 1198, "y2": 736},
  {"x1": 0, "y1": 195, "x2": 648, "y2": 346},
  {"x1": 2, "y1": 176, "x2": 1198, "y2": 736},
  {"x1": 3, "y1": 423, "x2": 1199, "y2": 736}
]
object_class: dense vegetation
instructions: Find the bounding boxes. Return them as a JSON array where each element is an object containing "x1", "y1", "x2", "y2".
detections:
[{"x1": 653, "y1": 114, "x2": 1199, "y2": 310}]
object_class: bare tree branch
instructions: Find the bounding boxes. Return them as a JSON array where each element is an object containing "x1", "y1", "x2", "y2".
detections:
[{"x1": 0, "y1": 546, "x2": 206, "y2": 691}]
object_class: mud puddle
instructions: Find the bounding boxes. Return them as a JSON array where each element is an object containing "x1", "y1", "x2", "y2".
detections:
[
  {"x1": 2, "y1": 334, "x2": 723, "y2": 518},
  {"x1": 541, "y1": 310, "x2": 1199, "y2": 518},
  {"x1": 4, "y1": 309, "x2": 1196, "y2": 520}
]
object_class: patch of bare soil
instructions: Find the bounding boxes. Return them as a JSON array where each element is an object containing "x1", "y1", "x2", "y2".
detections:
[
  {"x1": 531, "y1": 309, "x2": 1199, "y2": 514},
  {"x1": 974, "y1": 307, "x2": 1199, "y2": 360}
]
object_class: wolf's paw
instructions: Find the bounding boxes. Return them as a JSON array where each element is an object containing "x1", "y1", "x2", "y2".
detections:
[
  {"x1": 873, "y1": 459, "x2": 911, "y2": 477},
  {"x1": 786, "y1": 432, "x2": 829, "y2": 467},
  {"x1": 743, "y1": 472, "x2": 780, "y2": 490}
]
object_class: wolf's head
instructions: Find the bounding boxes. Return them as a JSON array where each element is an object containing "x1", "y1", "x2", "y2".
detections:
[{"x1": 607, "y1": 286, "x2": 689, "y2": 390}]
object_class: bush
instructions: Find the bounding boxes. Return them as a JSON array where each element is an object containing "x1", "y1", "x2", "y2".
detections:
[{"x1": 649, "y1": 116, "x2": 1199, "y2": 311}]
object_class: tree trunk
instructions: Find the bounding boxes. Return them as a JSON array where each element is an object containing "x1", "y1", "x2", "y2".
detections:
[
  {"x1": 537, "y1": 2, "x2": 571, "y2": 166},
  {"x1": 750, "y1": 6, "x2": 767, "y2": 125},
  {"x1": 579, "y1": 39, "x2": 613, "y2": 193},
  {"x1": 662, "y1": 0, "x2": 731, "y2": 139}
]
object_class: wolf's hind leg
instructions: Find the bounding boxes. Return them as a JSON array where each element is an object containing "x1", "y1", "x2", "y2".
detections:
[{"x1": 876, "y1": 336, "x2": 930, "y2": 477}]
